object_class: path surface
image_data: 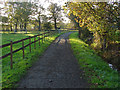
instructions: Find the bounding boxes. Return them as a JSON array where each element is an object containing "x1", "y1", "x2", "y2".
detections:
[{"x1": 18, "y1": 32, "x2": 89, "y2": 88}]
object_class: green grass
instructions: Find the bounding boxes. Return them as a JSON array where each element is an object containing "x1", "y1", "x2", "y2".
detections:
[
  {"x1": 69, "y1": 32, "x2": 119, "y2": 88},
  {"x1": 1, "y1": 31, "x2": 44, "y2": 45},
  {"x1": 1, "y1": 31, "x2": 66, "y2": 88}
]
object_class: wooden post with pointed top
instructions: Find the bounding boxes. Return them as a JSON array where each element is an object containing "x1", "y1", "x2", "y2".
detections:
[
  {"x1": 34, "y1": 36, "x2": 36, "y2": 49},
  {"x1": 22, "y1": 40, "x2": 24, "y2": 59},
  {"x1": 29, "y1": 36, "x2": 31, "y2": 52},
  {"x1": 10, "y1": 41, "x2": 13, "y2": 69},
  {"x1": 39, "y1": 35, "x2": 40, "y2": 47}
]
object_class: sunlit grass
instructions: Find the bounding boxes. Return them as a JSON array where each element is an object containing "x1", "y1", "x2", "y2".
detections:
[{"x1": 69, "y1": 32, "x2": 119, "y2": 88}]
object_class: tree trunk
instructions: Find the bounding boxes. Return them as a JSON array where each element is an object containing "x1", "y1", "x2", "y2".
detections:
[
  {"x1": 2, "y1": 25, "x2": 4, "y2": 31},
  {"x1": 77, "y1": 19, "x2": 81, "y2": 39},
  {"x1": 10, "y1": 25, "x2": 12, "y2": 31},
  {"x1": 102, "y1": 38, "x2": 107, "y2": 51},
  {"x1": 118, "y1": 20, "x2": 120, "y2": 30},
  {"x1": 24, "y1": 22, "x2": 27, "y2": 34},
  {"x1": 38, "y1": 18, "x2": 41, "y2": 31},
  {"x1": 22, "y1": 23, "x2": 24, "y2": 30},
  {"x1": 78, "y1": 29, "x2": 81, "y2": 38},
  {"x1": 15, "y1": 23, "x2": 17, "y2": 32},
  {"x1": 118, "y1": 3, "x2": 120, "y2": 30},
  {"x1": 54, "y1": 18, "x2": 57, "y2": 30},
  {"x1": 6, "y1": 26, "x2": 7, "y2": 31},
  {"x1": 14, "y1": 19, "x2": 18, "y2": 32},
  {"x1": 20, "y1": 23, "x2": 22, "y2": 31},
  {"x1": 79, "y1": 27, "x2": 83, "y2": 39}
]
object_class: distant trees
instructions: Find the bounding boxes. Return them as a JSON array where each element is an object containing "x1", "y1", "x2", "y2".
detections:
[
  {"x1": 2, "y1": 16, "x2": 8, "y2": 24},
  {"x1": 3, "y1": 2, "x2": 34, "y2": 33},
  {"x1": 1, "y1": 2, "x2": 49, "y2": 32},
  {"x1": 43, "y1": 22, "x2": 52, "y2": 30},
  {"x1": 2, "y1": 16, "x2": 8, "y2": 30},
  {"x1": 1, "y1": 2, "x2": 65, "y2": 32},
  {"x1": 5, "y1": 2, "x2": 14, "y2": 31},
  {"x1": 48, "y1": 3, "x2": 62, "y2": 30},
  {"x1": 33, "y1": 3, "x2": 45, "y2": 31},
  {"x1": 13, "y1": 2, "x2": 33, "y2": 33}
]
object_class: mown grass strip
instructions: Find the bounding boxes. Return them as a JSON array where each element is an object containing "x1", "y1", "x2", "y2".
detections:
[
  {"x1": 69, "y1": 32, "x2": 119, "y2": 88},
  {"x1": 2, "y1": 32, "x2": 65, "y2": 88}
]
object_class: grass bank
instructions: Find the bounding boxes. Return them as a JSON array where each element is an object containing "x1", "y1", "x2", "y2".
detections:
[
  {"x1": 69, "y1": 32, "x2": 119, "y2": 88},
  {"x1": 1, "y1": 31, "x2": 65, "y2": 88}
]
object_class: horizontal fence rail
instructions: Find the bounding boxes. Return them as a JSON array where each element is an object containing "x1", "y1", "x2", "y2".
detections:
[{"x1": 0, "y1": 31, "x2": 51, "y2": 69}]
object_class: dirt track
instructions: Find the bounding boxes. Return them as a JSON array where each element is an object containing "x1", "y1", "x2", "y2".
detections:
[{"x1": 18, "y1": 32, "x2": 89, "y2": 88}]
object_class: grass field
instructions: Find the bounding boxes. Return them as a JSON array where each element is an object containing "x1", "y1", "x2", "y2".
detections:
[
  {"x1": 1, "y1": 31, "x2": 66, "y2": 88},
  {"x1": 69, "y1": 32, "x2": 119, "y2": 88}
]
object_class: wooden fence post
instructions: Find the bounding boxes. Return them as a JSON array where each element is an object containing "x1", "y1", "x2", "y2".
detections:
[
  {"x1": 34, "y1": 36, "x2": 36, "y2": 49},
  {"x1": 10, "y1": 41, "x2": 13, "y2": 69},
  {"x1": 44, "y1": 33, "x2": 45, "y2": 41},
  {"x1": 42, "y1": 34, "x2": 43, "y2": 43},
  {"x1": 47, "y1": 32, "x2": 48, "y2": 40},
  {"x1": 29, "y1": 36, "x2": 31, "y2": 52},
  {"x1": 39, "y1": 35, "x2": 40, "y2": 47},
  {"x1": 48, "y1": 32, "x2": 49, "y2": 40},
  {"x1": 47, "y1": 32, "x2": 49, "y2": 40},
  {"x1": 22, "y1": 40, "x2": 24, "y2": 59}
]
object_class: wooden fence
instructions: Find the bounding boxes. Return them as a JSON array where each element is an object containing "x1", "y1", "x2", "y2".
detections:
[{"x1": 0, "y1": 31, "x2": 51, "y2": 69}]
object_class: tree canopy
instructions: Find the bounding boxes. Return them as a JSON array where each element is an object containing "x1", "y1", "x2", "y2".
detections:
[
  {"x1": 48, "y1": 3, "x2": 62, "y2": 30},
  {"x1": 64, "y1": 2, "x2": 120, "y2": 50}
]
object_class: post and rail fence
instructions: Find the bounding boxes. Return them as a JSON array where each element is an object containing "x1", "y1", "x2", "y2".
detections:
[{"x1": 0, "y1": 31, "x2": 52, "y2": 69}]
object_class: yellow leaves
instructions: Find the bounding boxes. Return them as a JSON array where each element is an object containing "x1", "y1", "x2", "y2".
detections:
[
  {"x1": 79, "y1": 23, "x2": 84, "y2": 27},
  {"x1": 73, "y1": 11, "x2": 76, "y2": 16},
  {"x1": 78, "y1": 15, "x2": 81, "y2": 18},
  {"x1": 80, "y1": 24, "x2": 83, "y2": 27},
  {"x1": 68, "y1": 12, "x2": 71, "y2": 16},
  {"x1": 75, "y1": 18, "x2": 79, "y2": 23}
]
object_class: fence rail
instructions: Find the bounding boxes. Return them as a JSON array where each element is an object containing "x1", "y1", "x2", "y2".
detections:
[{"x1": 0, "y1": 31, "x2": 50, "y2": 69}]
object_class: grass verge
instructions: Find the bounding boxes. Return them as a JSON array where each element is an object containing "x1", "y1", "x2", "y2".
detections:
[
  {"x1": 1, "y1": 32, "x2": 65, "y2": 88},
  {"x1": 69, "y1": 32, "x2": 119, "y2": 88}
]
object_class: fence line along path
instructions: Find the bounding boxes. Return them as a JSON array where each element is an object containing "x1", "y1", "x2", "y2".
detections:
[{"x1": 0, "y1": 31, "x2": 50, "y2": 69}]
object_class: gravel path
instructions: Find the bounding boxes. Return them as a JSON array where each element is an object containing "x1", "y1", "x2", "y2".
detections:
[{"x1": 18, "y1": 32, "x2": 89, "y2": 88}]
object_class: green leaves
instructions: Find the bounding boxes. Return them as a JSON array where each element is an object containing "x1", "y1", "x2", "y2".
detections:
[
  {"x1": 48, "y1": 3, "x2": 62, "y2": 30},
  {"x1": 64, "y1": 2, "x2": 119, "y2": 51}
]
